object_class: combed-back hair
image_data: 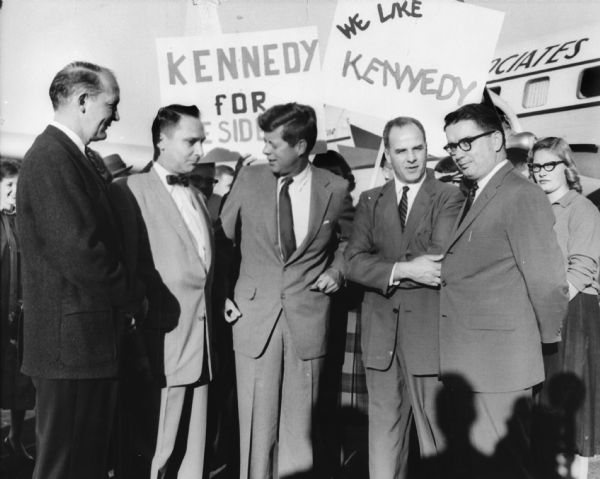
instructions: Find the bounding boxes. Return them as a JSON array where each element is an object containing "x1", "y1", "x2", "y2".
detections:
[
  {"x1": 258, "y1": 103, "x2": 317, "y2": 155},
  {"x1": 444, "y1": 103, "x2": 505, "y2": 148},
  {"x1": 151, "y1": 104, "x2": 201, "y2": 161},
  {"x1": 529, "y1": 137, "x2": 582, "y2": 193},
  {"x1": 49, "y1": 61, "x2": 116, "y2": 110},
  {"x1": 215, "y1": 164, "x2": 235, "y2": 179},
  {"x1": 382, "y1": 116, "x2": 427, "y2": 149},
  {"x1": 0, "y1": 157, "x2": 21, "y2": 180}
]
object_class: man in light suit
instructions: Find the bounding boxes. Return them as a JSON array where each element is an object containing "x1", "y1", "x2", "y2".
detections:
[
  {"x1": 440, "y1": 104, "x2": 568, "y2": 464},
  {"x1": 17, "y1": 61, "x2": 140, "y2": 479},
  {"x1": 344, "y1": 117, "x2": 464, "y2": 479},
  {"x1": 109, "y1": 104, "x2": 215, "y2": 478},
  {"x1": 219, "y1": 103, "x2": 354, "y2": 478}
]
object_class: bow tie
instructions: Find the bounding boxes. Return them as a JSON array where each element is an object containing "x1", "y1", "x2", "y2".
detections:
[{"x1": 166, "y1": 175, "x2": 190, "y2": 187}]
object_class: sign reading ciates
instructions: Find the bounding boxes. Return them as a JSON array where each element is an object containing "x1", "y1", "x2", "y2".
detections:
[
  {"x1": 322, "y1": 0, "x2": 504, "y2": 154},
  {"x1": 156, "y1": 27, "x2": 323, "y2": 157}
]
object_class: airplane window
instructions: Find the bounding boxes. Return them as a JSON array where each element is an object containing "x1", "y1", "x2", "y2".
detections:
[
  {"x1": 578, "y1": 65, "x2": 600, "y2": 98},
  {"x1": 523, "y1": 77, "x2": 549, "y2": 108}
]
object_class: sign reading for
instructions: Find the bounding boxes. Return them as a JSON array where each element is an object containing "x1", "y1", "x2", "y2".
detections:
[
  {"x1": 322, "y1": 0, "x2": 504, "y2": 154},
  {"x1": 157, "y1": 27, "x2": 323, "y2": 157}
]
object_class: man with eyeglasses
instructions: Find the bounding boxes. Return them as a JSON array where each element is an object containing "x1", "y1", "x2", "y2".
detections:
[{"x1": 438, "y1": 103, "x2": 568, "y2": 470}]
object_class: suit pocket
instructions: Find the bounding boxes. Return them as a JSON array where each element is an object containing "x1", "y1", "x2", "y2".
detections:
[
  {"x1": 59, "y1": 311, "x2": 117, "y2": 367},
  {"x1": 464, "y1": 311, "x2": 516, "y2": 331},
  {"x1": 236, "y1": 283, "x2": 257, "y2": 301}
]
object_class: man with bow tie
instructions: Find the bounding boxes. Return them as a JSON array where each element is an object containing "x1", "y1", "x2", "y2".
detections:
[
  {"x1": 219, "y1": 103, "x2": 354, "y2": 478},
  {"x1": 109, "y1": 104, "x2": 215, "y2": 478}
]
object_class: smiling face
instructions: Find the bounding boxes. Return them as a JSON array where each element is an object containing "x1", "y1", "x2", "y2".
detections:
[
  {"x1": 0, "y1": 175, "x2": 18, "y2": 212},
  {"x1": 444, "y1": 119, "x2": 502, "y2": 182},
  {"x1": 157, "y1": 114, "x2": 206, "y2": 175},
  {"x1": 385, "y1": 123, "x2": 427, "y2": 184},
  {"x1": 531, "y1": 149, "x2": 568, "y2": 196},
  {"x1": 82, "y1": 72, "x2": 120, "y2": 144},
  {"x1": 262, "y1": 125, "x2": 307, "y2": 177}
]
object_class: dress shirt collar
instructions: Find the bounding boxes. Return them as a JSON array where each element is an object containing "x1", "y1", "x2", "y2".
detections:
[
  {"x1": 50, "y1": 120, "x2": 86, "y2": 154},
  {"x1": 279, "y1": 162, "x2": 312, "y2": 190},
  {"x1": 153, "y1": 161, "x2": 178, "y2": 192},
  {"x1": 393, "y1": 171, "x2": 426, "y2": 202},
  {"x1": 474, "y1": 159, "x2": 508, "y2": 200}
]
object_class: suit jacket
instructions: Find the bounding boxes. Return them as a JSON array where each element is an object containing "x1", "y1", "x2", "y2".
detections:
[
  {"x1": 16, "y1": 125, "x2": 132, "y2": 379},
  {"x1": 440, "y1": 162, "x2": 569, "y2": 393},
  {"x1": 109, "y1": 169, "x2": 215, "y2": 387},
  {"x1": 345, "y1": 170, "x2": 464, "y2": 373},
  {"x1": 219, "y1": 164, "x2": 354, "y2": 360}
]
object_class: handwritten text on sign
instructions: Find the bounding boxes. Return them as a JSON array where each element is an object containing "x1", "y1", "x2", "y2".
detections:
[
  {"x1": 321, "y1": 0, "x2": 504, "y2": 154},
  {"x1": 157, "y1": 27, "x2": 323, "y2": 157}
]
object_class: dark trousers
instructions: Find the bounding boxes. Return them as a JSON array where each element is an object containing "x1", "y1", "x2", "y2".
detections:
[{"x1": 32, "y1": 377, "x2": 118, "y2": 479}]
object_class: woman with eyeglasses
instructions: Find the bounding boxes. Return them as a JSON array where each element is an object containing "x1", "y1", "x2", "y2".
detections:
[
  {"x1": 1, "y1": 158, "x2": 35, "y2": 470},
  {"x1": 529, "y1": 137, "x2": 600, "y2": 479}
]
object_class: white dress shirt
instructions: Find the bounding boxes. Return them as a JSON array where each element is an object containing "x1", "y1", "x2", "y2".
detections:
[
  {"x1": 277, "y1": 163, "x2": 312, "y2": 257},
  {"x1": 154, "y1": 162, "x2": 209, "y2": 266}
]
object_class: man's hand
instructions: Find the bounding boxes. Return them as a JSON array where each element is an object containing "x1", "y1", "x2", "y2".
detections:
[
  {"x1": 393, "y1": 254, "x2": 443, "y2": 287},
  {"x1": 310, "y1": 269, "x2": 343, "y2": 294},
  {"x1": 224, "y1": 297, "x2": 242, "y2": 323}
]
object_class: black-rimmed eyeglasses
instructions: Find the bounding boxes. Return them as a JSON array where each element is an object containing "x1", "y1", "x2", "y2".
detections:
[
  {"x1": 528, "y1": 161, "x2": 565, "y2": 173},
  {"x1": 443, "y1": 130, "x2": 496, "y2": 155}
]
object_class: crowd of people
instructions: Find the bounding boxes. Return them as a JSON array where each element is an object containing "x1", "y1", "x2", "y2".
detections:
[{"x1": 1, "y1": 60, "x2": 600, "y2": 479}]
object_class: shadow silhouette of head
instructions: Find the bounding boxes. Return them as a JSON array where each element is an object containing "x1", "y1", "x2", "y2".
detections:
[
  {"x1": 438, "y1": 373, "x2": 476, "y2": 444},
  {"x1": 547, "y1": 371, "x2": 585, "y2": 416}
]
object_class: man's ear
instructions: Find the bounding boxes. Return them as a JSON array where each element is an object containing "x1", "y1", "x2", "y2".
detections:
[
  {"x1": 78, "y1": 93, "x2": 87, "y2": 113},
  {"x1": 493, "y1": 130, "x2": 504, "y2": 152},
  {"x1": 157, "y1": 133, "x2": 166, "y2": 152},
  {"x1": 295, "y1": 139, "x2": 308, "y2": 157}
]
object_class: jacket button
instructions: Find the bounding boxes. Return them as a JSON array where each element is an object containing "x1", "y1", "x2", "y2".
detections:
[{"x1": 441, "y1": 280, "x2": 447, "y2": 287}]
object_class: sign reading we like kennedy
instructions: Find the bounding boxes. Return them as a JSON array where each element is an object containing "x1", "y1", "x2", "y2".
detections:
[
  {"x1": 322, "y1": 0, "x2": 504, "y2": 154},
  {"x1": 156, "y1": 27, "x2": 323, "y2": 157}
]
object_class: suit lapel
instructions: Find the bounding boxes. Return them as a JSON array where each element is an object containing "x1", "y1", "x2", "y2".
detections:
[
  {"x1": 378, "y1": 180, "x2": 404, "y2": 256},
  {"x1": 287, "y1": 168, "x2": 331, "y2": 264},
  {"x1": 144, "y1": 169, "x2": 206, "y2": 268},
  {"x1": 446, "y1": 162, "x2": 513, "y2": 251},
  {"x1": 399, "y1": 172, "x2": 434, "y2": 254}
]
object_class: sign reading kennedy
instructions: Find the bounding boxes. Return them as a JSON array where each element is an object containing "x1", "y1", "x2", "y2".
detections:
[
  {"x1": 322, "y1": 0, "x2": 504, "y2": 154},
  {"x1": 156, "y1": 27, "x2": 322, "y2": 157}
]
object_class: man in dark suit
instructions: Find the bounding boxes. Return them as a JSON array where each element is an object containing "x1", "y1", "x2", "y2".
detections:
[
  {"x1": 344, "y1": 117, "x2": 464, "y2": 479},
  {"x1": 16, "y1": 61, "x2": 140, "y2": 479},
  {"x1": 109, "y1": 105, "x2": 215, "y2": 478},
  {"x1": 440, "y1": 104, "x2": 568, "y2": 463},
  {"x1": 219, "y1": 103, "x2": 354, "y2": 478}
]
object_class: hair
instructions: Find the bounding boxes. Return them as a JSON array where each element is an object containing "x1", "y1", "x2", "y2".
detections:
[
  {"x1": 313, "y1": 150, "x2": 356, "y2": 192},
  {"x1": 443, "y1": 103, "x2": 505, "y2": 148},
  {"x1": 151, "y1": 104, "x2": 201, "y2": 161},
  {"x1": 215, "y1": 164, "x2": 235, "y2": 179},
  {"x1": 257, "y1": 103, "x2": 317, "y2": 155},
  {"x1": 0, "y1": 157, "x2": 21, "y2": 180},
  {"x1": 382, "y1": 116, "x2": 427, "y2": 149},
  {"x1": 49, "y1": 61, "x2": 117, "y2": 110},
  {"x1": 529, "y1": 137, "x2": 582, "y2": 193}
]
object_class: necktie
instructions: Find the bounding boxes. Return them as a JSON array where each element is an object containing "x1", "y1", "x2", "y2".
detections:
[
  {"x1": 85, "y1": 147, "x2": 112, "y2": 183},
  {"x1": 459, "y1": 182, "x2": 479, "y2": 225},
  {"x1": 398, "y1": 186, "x2": 409, "y2": 231},
  {"x1": 166, "y1": 175, "x2": 191, "y2": 187},
  {"x1": 279, "y1": 177, "x2": 296, "y2": 261}
]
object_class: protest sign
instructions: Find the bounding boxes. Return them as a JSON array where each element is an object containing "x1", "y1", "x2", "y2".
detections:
[
  {"x1": 322, "y1": 0, "x2": 504, "y2": 154},
  {"x1": 156, "y1": 27, "x2": 323, "y2": 158}
]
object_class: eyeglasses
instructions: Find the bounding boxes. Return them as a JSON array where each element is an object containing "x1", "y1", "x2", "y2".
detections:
[
  {"x1": 443, "y1": 130, "x2": 496, "y2": 155},
  {"x1": 528, "y1": 161, "x2": 565, "y2": 173}
]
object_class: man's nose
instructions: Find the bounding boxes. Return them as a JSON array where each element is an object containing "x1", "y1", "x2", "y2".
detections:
[
  {"x1": 195, "y1": 141, "x2": 204, "y2": 158},
  {"x1": 113, "y1": 109, "x2": 120, "y2": 122}
]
